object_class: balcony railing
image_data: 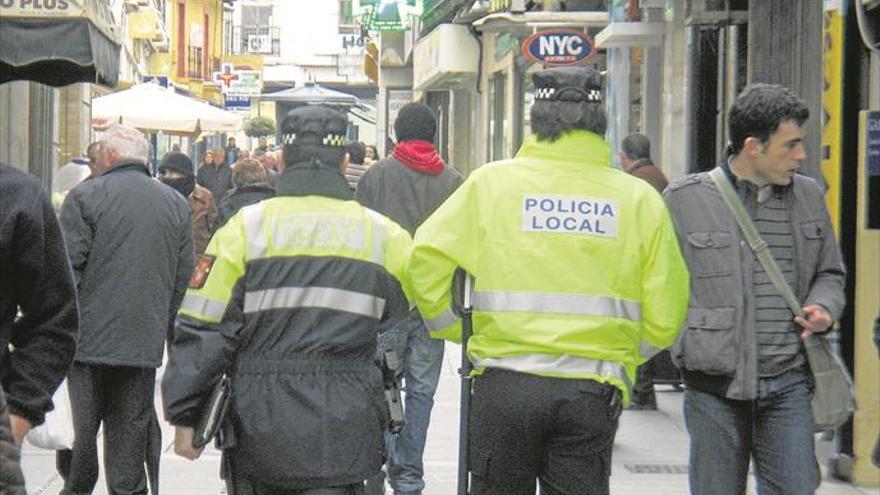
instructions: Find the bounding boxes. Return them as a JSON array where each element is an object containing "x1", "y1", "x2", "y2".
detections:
[
  {"x1": 231, "y1": 25, "x2": 281, "y2": 56},
  {"x1": 187, "y1": 46, "x2": 204, "y2": 80}
]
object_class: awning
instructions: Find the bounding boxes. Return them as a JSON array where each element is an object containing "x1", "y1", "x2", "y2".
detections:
[
  {"x1": 91, "y1": 83, "x2": 243, "y2": 134},
  {"x1": 472, "y1": 10, "x2": 609, "y2": 34},
  {"x1": 261, "y1": 82, "x2": 360, "y2": 107},
  {"x1": 0, "y1": 0, "x2": 121, "y2": 87},
  {"x1": 349, "y1": 104, "x2": 377, "y2": 125}
]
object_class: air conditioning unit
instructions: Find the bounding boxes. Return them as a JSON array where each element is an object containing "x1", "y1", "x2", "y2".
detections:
[{"x1": 247, "y1": 34, "x2": 272, "y2": 53}]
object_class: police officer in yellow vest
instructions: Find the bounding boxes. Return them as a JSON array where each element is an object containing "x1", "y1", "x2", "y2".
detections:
[
  {"x1": 407, "y1": 67, "x2": 690, "y2": 495},
  {"x1": 161, "y1": 105, "x2": 413, "y2": 494}
]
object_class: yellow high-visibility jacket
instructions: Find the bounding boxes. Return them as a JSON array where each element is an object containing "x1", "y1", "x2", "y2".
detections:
[{"x1": 407, "y1": 130, "x2": 690, "y2": 402}]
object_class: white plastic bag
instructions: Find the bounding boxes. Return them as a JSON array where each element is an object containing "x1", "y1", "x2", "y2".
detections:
[{"x1": 26, "y1": 379, "x2": 75, "y2": 450}]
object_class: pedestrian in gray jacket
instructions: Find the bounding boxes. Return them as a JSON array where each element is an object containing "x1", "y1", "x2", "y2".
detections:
[
  {"x1": 664, "y1": 84, "x2": 845, "y2": 495},
  {"x1": 58, "y1": 125, "x2": 194, "y2": 494},
  {"x1": 356, "y1": 103, "x2": 463, "y2": 495}
]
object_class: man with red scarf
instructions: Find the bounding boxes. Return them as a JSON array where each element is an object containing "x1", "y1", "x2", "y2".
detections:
[{"x1": 357, "y1": 103, "x2": 463, "y2": 495}]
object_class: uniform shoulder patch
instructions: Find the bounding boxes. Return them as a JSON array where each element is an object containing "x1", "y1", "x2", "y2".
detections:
[{"x1": 189, "y1": 255, "x2": 216, "y2": 289}]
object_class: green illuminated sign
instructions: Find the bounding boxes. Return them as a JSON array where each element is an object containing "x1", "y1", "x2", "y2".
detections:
[{"x1": 354, "y1": 0, "x2": 423, "y2": 31}]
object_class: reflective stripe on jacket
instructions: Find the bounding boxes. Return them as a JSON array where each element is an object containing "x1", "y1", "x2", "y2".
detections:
[{"x1": 407, "y1": 130, "x2": 690, "y2": 402}]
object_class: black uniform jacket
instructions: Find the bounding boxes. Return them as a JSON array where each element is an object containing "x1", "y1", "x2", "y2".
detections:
[{"x1": 162, "y1": 162, "x2": 411, "y2": 489}]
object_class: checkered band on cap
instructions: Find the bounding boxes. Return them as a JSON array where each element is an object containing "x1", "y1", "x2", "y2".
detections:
[
  {"x1": 534, "y1": 87, "x2": 557, "y2": 100},
  {"x1": 281, "y1": 133, "x2": 347, "y2": 147},
  {"x1": 322, "y1": 134, "x2": 347, "y2": 147},
  {"x1": 534, "y1": 87, "x2": 603, "y2": 102}
]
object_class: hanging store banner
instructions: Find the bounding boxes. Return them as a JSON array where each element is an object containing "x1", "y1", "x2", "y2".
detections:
[{"x1": 522, "y1": 30, "x2": 596, "y2": 67}]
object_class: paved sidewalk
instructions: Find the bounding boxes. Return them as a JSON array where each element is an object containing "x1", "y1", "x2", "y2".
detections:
[{"x1": 22, "y1": 342, "x2": 880, "y2": 494}]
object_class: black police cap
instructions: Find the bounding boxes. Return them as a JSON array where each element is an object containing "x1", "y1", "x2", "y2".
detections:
[
  {"x1": 280, "y1": 105, "x2": 349, "y2": 147},
  {"x1": 532, "y1": 66, "x2": 603, "y2": 103}
]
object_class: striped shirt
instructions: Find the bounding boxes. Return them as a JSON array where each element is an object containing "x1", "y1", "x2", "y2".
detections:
[{"x1": 739, "y1": 182, "x2": 804, "y2": 377}]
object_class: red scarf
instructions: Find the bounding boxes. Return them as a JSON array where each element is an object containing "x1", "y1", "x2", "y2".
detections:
[{"x1": 392, "y1": 140, "x2": 445, "y2": 175}]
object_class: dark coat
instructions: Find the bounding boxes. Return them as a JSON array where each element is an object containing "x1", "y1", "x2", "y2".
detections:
[
  {"x1": 60, "y1": 161, "x2": 194, "y2": 367},
  {"x1": 0, "y1": 164, "x2": 78, "y2": 426},
  {"x1": 196, "y1": 162, "x2": 234, "y2": 204},
  {"x1": 355, "y1": 155, "x2": 463, "y2": 235},
  {"x1": 215, "y1": 183, "x2": 275, "y2": 228}
]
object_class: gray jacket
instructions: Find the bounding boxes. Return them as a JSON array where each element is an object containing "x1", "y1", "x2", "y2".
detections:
[
  {"x1": 60, "y1": 162, "x2": 194, "y2": 368},
  {"x1": 355, "y1": 155, "x2": 463, "y2": 235},
  {"x1": 663, "y1": 168, "x2": 845, "y2": 400}
]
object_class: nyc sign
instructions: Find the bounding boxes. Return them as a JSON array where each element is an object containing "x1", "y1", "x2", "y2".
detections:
[{"x1": 522, "y1": 30, "x2": 596, "y2": 67}]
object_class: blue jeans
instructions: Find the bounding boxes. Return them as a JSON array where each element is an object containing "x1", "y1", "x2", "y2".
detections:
[
  {"x1": 380, "y1": 310, "x2": 444, "y2": 495},
  {"x1": 684, "y1": 367, "x2": 819, "y2": 495}
]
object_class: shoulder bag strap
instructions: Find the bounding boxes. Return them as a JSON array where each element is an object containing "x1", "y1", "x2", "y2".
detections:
[{"x1": 708, "y1": 167, "x2": 804, "y2": 319}]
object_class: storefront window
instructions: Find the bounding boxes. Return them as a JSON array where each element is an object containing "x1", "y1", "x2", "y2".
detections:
[{"x1": 489, "y1": 71, "x2": 507, "y2": 161}]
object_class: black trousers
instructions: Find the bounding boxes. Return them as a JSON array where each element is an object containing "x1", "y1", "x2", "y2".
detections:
[
  {"x1": 57, "y1": 363, "x2": 156, "y2": 495},
  {"x1": 468, "y1": 368, "x2": 622, "y2": 495},
  {"x1": 224, "y1": 453, "x2": 365, "y2": 495}
]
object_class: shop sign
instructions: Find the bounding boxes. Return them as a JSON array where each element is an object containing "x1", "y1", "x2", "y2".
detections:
[
  {"x1": 354, "y1": 0, "x2": 422, "y2": 32},
  {"x1": 865, "y1": 111, "x2": 880, "y2": 229},
  {"x1": 522, "y1": 30, "x2": 596, "y2": 67},
  {"x1": 224, "y1": 95, "x2": 251, "y2": 113},
  {"x1": 213, "y1": 64, "x2": 262, "y2": 97},
  {"x1": 867, "y1": 111, "x2": 880, "y2": 177},
  {"x1": 494, "y1": 33, "x2": 518, "y2": 62},
  {"x1": 0, "y1": 0, "x2": 83, "y2": 17},
  {"x1": 387, "y1": 89, "x2": 413, "y2": 139}
]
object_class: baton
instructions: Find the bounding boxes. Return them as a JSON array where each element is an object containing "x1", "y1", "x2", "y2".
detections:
[{"x1": 452, "y1": 269, "x2": 474, "y2": 495}]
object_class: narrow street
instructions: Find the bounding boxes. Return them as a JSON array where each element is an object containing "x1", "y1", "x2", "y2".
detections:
[{"x1": 21, "y1": 343, "x2": 879, "y2": 495}]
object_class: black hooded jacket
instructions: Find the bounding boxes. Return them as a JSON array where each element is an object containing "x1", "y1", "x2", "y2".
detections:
[{"x1": 0, "y1": 164, "x2": 78, "y2": 426}]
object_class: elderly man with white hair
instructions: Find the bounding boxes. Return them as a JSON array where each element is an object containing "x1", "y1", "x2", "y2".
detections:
[{"x1": 58, "y1": 125, "x2": 194, "y2": 495}]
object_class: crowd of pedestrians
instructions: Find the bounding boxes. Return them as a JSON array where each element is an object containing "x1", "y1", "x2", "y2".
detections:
[{"x1": 0, "y1": 67, "x2": 864, "y2": 495}]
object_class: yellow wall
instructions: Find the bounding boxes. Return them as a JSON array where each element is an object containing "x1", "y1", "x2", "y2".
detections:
[
  {"x1": 822, "y1": 9, "x2": 844, "y2": 234},
  {"x1": 166, "y1": 0, "x2": 225, "y2": 103}
]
